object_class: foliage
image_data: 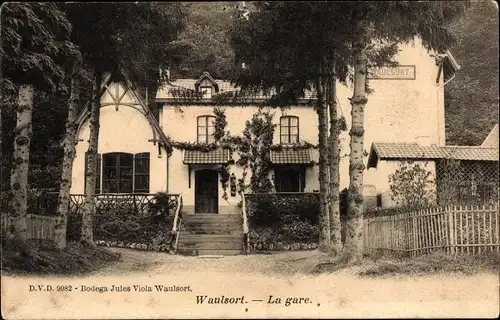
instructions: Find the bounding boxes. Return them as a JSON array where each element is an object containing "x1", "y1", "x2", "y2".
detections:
[
  {"x1": 445, "y1": 0, "x2": 499, "y2": 145},
  {"x1": 388, "y1": 161, "x2": 435, "y2": 210},
  {"x1": 246, "y1": 193, "x2": 320, "y2": 227},
  {"x1": 1, "y1": 2, "x2": 80, "y2": 94},
  {"x1": 148, "y1": 192, "x2": 177, "y2": 221},
  {"x1": 174, "y1": 2, "x2": 237, "y2": 79},
  {"x1": 244, "y1": 109, "x2": 276, "y2": 193},
  {"x1": 218, "y1": 164, "x2": 231, "y2": 200},
  {"x1": 171, "y1": 107, "x2": 277, "y2": 195},
  {"x1": 279, "y1": 216, "x2": 319, "y2": 242},
  {"x1": 247, "y1": 193, "x2": 321, "y2": 246},
  {"x1": 67, "y1": 209, "x2": 174, "y2": 246}
]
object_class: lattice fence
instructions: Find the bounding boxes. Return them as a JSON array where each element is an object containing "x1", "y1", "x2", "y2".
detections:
[{"x1": 436, "y1": 159, "x2": 499, "y2": 207}]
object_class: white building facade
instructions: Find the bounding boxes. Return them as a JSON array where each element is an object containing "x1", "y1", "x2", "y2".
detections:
[{"x1": 70, "y1": 40, "x2": 463, "y2": 213}]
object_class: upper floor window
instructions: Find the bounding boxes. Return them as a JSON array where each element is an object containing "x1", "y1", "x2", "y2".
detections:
[
  {"x1": 200, "y1": 86, "x2": 212, "y2": 99},
  {"x1": 280, "y1": 116, "x2": 299, "y2": 144},
  {"x1": 197, "y1": 115, "x2": 216, "y2": 143}
]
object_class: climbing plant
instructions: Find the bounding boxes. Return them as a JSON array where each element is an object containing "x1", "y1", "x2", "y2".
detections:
[{"x1": 171, "y1": 107, "x2": 319, "y2": 198}]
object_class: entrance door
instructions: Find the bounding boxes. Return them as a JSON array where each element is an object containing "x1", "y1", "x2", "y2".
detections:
[{"x1": 195, "y1": 169, "x2": 219, "y2": 213}]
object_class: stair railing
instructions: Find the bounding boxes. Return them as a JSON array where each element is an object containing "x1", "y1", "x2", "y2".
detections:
[
  {"x1": 242, "y1": 193, "x2": 249, "y2": 254},
  {"x1": 171, "y1": 193, "x2": 183, "y2": 253}
]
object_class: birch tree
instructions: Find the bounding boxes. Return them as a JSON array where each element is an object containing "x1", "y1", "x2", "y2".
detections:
[
  {"x1": 61, "y1": 3, "x2": 189, "y2": 245},
  {"x1": 230, "y1": 2, "x2": 351, "y2": 252},
  {"x1": 54, "y1": 60, "x2": 82, "y2": 249},
  {"x1": 342, "y1": 1, "x2": 469, "y2": 261},
  {"x1": 1, "y1": 2, "x2": 79, "y2": 254}
]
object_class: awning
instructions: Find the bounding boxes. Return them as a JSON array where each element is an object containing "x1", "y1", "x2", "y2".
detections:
[
  {"x1": 183, "y1": 148, "x2": 231, "y2": 164},
  {"x1": 270, "y1": 149, "x2": 312, "y2": 164}
]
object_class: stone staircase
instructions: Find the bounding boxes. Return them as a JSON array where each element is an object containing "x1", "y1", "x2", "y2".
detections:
[{"x1": 176, "y1": 214, "x2": 244, "y2": 256}]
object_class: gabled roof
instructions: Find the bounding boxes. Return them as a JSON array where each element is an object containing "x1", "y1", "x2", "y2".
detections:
[
  {"x1": 194, "y1": 71, "x2": 219, "y2": 92},
  {"x1": 156, "y1": 71, "x2": 316, "y2": 103},
  {"x1": 74, "y1": 72, "x2": 172, "y2": 154},
  {"x1": 367, "y1": 142, "x2": 499, "y2": 168},
  {"x1": 444, "y1": 146, "x2": 499, "y2": 161},
  {"x1": 437, "y1": 50, "x2": 461, "y2": 83},
  {"x1": 481, "y1": 123, "x2": 499, "y2": 148}
]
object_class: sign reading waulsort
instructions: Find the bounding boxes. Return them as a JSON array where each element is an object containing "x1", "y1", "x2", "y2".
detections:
[{"x1": 369, "y1": 65, "x2": 416, "y2": 80}]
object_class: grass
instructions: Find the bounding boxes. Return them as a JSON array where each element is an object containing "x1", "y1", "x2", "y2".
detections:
[
  {"x1": 1, "y1": 240, "x2": 121, "y2": 276},
  {"x1": 357, "y1": 251, "x2": 500, "y2": 277}
]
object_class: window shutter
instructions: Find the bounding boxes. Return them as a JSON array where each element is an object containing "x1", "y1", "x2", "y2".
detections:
[{"x1": 134, "y1": 153, "x2": 150, "y2": 193}]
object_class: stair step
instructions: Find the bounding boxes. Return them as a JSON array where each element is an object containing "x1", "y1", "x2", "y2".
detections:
[
  {"x1": 179, "y1": 234, "x2": 243, "y2": 241},
  {"x1": 177, "y1": 242, "x2": 243, "y2": 250},
  {"x1": 182, "y1": 225, "x2": 242, "y2": 231},
  {"x1": 183, "y1": 214, "x2": 242, "y2": 220},
  {"x1": 181, "y1": 230, "x2": 243, "y2": 235},
  {"x1": 177, "y1": 249, "x2": 242, "y2": 256}
]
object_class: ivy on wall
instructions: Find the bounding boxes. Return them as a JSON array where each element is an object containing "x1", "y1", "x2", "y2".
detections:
[{"x1": 171, "y1": 107, "x2": 320, "y2": 199}]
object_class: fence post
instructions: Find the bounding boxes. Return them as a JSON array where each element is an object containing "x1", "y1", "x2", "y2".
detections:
[{"x1": 448, "y1": 206, "x2": 455, "y2": 255}]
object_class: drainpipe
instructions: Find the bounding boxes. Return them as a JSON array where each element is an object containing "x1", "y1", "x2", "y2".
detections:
[{"x1": 166, "y1": 151, "x2": 170, "y2": 193}]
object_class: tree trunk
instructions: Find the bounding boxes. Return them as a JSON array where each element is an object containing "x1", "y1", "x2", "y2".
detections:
[
  {"x1": 316, "y1": 72, "x2": 331, "y2": 253},
  {"x1": 54, "y1": 60, "x2": 82, "y2": 250},
  {"x1": 81, "y1": 70, "x2": 101, "y2": 246},
  {"x1": 7, "y1": 85, "x2": 34, "y2": 256},
  {"x1": 344, "y1": 44, "x2": 368, "y2": 261},
  {"x1": 327, "y1": 65, "x2": 342, "y2": 255}
]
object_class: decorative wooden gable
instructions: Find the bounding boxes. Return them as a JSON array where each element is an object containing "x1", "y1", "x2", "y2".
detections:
[
  {"x1": 74, "y1": 73, "x2": 172, "y2": 154},
  {"x1": 101, "y1": 81, "x2": 140, "y2": 111}
]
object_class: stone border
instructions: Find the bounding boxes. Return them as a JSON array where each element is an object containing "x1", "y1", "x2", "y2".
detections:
[{"x1": 95, "y1": 240, "x2": 174, "y2": 254}]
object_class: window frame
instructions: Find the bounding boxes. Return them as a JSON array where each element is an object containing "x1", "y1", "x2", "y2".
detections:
[
  {"x1": 200, "y1": 86, "x2": 213, "y2": 99},
  {"x1": 274, "y1": 165, "x2": 306, "y2": 193},
  {"x1": 197, "y1": 115, "x2": 216, "y2": 143},
  {"x1": 280, "y1": 116, "x2": 299, "y2": 144},
  {"x1": 102, "y1": 152, "x2": 134, "y2": 194}
]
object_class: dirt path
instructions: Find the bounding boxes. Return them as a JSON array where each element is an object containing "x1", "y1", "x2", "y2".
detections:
[
  {"x1": 91, "y1": 248, "x2": 329, "y2": 276},
  {"x1": 2, "y1": 248, "x2": 499, "y2": 319}
]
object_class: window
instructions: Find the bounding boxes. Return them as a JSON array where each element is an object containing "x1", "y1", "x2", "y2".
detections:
[
  {"x1": 197, "y1": 115, "x2": 216, "y2": 143},
  {"x1": 102, "y1": 153, "x2": 133, "y2": 193},
  {"x1": 97, "y1": 152, "x2": 150, "y2": 193},
  {"x1": 274, "y1": 166, "x2": 305, "y2": 192},
  {"x1": 280, "y1": 116, "x2": 299, "y2": 144},
  {"x1": 200, "y1": 86, "x2": 212, "y2": 99}
]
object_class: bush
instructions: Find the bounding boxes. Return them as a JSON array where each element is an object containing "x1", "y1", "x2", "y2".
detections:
[
  {"x1": 67, "y1": 209, "x2": 174, "y2": 246},
  {"x1": 245, "y1": 193, "x2": 321, "y2": 248},
  {"x1": 246, "y1": 193, "x2": 320, "y2": 226},
  {"x1": 279, "y1": 217, "x2": 319, "y2": 242}
]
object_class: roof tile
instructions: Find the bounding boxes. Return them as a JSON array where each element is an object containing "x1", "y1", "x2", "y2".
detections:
[
  {"x1": 270, "y1": 149, "x2": 312, "y2": 164},
  {"x1": 183, "y1": 148, "x2": 230, "y2": 164},
  {"x1": 369, "y1": 142, "x2": 499, "y2": 168}
]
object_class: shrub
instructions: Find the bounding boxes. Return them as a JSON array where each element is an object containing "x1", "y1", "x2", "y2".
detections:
[
  {"x1": 388, "y1": 161, "x2": 435, "y2": 210},
  {"x1": 279, "y1": 216, "x2": 318, "y2": 242},
  {"x1": 246, "y1": 193, "x2": 320, "y2": 226}
]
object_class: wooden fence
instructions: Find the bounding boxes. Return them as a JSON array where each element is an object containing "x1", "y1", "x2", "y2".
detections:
[
  {"x1": 363, "y1": 205, "x2": 500, "y2": 257},
  {"x1": 1, "y1": 214, "x2": 57, "y2": 241}
]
